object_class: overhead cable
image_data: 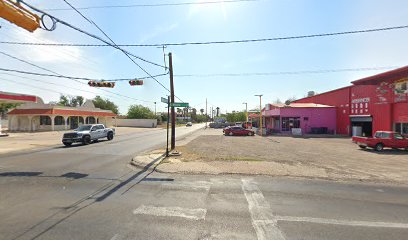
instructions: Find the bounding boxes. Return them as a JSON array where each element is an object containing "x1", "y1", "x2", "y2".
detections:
[
  {"x1": 0, "y1": 67, "x2": 167, "y2": 82},
  {"x1": 44, "y1": 0, "x2": 261, "y2": 11},
  {"x1": 17, "y1": 0, "x2": 165, "y2": 69},
  {"x1": 0, "y1": 51, "x2": 154, "y2": 103},
  {"x1": 59, "y1": 0, "x2": 183, "y2": 102},
  {"x1": 174, "y1": 66, "x2": 400, "y2": 78},
  {"x1": 1, "y1": 24, "x2": 408, "y2": 47}
]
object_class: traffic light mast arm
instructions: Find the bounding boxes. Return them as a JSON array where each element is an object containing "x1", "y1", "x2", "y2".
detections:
[{"x1": 0, "y1": 0, "x2": 40, "y2": 32}]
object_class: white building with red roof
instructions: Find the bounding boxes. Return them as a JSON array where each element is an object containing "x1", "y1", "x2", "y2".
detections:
[{"x1": 7, "y1": 97, "x2": 117, "y2": 132}]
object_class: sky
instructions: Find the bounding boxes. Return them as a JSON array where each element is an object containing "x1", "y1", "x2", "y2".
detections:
[{"x1": 1, "y1": 0, "x2": 408, "y2": 114}]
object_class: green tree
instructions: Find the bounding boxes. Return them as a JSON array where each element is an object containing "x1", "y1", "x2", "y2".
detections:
[
  {"x1": 0, "y1": 103, "x2": 20, "y2": 117},
  {"x1": 92, "y1": 96, "x2": 119, "y2": 114},
  {"x1": 226, "y1": 112, "x2": 246, "y2": 123},
  {"x1": 200, "y1": 108, "x2": 204, "y2": 115},
  {"x1": 127, "y1": 105, "x2": 156, "y2": 119},
  {"x1": 58, "y1": 95, "x2": 85, "y2": 107}
]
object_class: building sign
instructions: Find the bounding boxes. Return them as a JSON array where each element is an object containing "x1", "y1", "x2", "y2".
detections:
[
  {"x1": 394, "y1": 78, "x2": 408, "y2": 103},
  {"x1": 351, "y1": 97, "x2": 370, "y2": 104},
  {"x1": 351, "y1": 97, "x2": 370, "y2": 114}
]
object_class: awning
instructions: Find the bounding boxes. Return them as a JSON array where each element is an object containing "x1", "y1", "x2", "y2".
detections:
[
  {"x1": 350, "y1": 115, "x2": 372, "y2": 122},
  {"x1": 0, "y1": 91, "x2": 37, "y2": 103}
]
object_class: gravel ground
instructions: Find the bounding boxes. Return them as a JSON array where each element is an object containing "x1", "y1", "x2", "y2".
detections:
[{"x1": 158, "y1": 128, "x2": 408, "y2": 184}]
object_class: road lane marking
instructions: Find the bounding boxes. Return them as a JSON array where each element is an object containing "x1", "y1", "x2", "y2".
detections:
[
  {"x1": 133, "y1": 205, "x2": 207, "y2": 220},
  {"x1": 274, "y1": 216, "x2": 408, "y2": 229},
  {"x1": 161, "y1": 181, "x2": 212, "y2": 192},
  {"x1": 241, "y1": 179, "x2": 286, "y2": 240}
]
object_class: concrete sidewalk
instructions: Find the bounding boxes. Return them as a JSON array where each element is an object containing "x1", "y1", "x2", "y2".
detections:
[{"x1": 0, "y1": 127, "x2": 156, "y2": 154}]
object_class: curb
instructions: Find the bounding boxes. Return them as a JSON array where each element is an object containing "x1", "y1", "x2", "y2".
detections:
[{"x1": 130, "y1": 153, "x2": 166, "y2": 169}]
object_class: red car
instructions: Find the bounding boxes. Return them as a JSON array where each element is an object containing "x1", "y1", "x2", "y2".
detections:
[
  {"x1": 352, "y1": 131, "x2": 408, "y2": 151},
  {"x1": 223, "y1": 126, "x2": 255, "y2": 136}
]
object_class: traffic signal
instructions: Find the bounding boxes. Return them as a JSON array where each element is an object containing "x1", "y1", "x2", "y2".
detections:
[
  {"x1": 0, "y1": 0, "x2": 40, "y2": 32},
  {"x1": 88, "y1": 81, "x2": 115, "y2": 88},
  {"x1": 129, "y1": 80, "x2": 144, "y2": 86}
]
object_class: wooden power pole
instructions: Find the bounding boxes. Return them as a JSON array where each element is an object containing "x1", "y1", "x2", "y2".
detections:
[{"x1": 169, "y1": 53, "x2": 176, "y2": 150}]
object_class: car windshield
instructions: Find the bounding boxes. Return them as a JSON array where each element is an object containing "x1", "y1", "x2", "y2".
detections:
[{"x1": 76, "y1": 125, "x2": 92, "y2": 131}]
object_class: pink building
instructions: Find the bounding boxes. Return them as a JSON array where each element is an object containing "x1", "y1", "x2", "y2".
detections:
[{"x1": 262, "y1": 103, "x2": 337, "y2": 134}]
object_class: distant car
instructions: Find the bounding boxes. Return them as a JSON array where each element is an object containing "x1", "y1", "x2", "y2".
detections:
[
  {"x1": 223, "y1": 126, "x2": 255, "y2": 136},
  {"x1": 62, "y1": 124, "x2": 115, "y2": 146},
  {"x1": 352, "y1": 131, "x2": 408, "y2": 151},
  {"x1": 186, "y1": 122, "x2": 193, "y2": 127}
]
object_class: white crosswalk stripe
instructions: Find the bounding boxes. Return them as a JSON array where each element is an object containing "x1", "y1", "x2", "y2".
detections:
[{"x1": 133, "y1": 205, "x2": 207, "y2": 220}]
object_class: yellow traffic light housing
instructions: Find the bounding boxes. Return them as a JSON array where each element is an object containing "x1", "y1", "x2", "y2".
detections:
[{"x1": 0, "y1": 0, "x2": 40, "y2": 32}]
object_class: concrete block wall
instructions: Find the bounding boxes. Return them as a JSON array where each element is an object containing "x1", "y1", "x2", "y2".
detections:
[{"x1": 115, "y1": 119, "x2": 157, "y2": 128}]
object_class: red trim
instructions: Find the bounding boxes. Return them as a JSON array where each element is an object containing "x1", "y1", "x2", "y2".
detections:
[
  {"x1": 8, "y1": 108, "x2": 116, "y2": 117},
  {"x1": 0, "y1": 93, "x2": 37, "y2": 102},
  {"x1": 351, "y1": 66, "x2": 408, "y2": 85}
]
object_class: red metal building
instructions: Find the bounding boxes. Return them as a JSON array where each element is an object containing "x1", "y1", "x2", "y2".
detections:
[{"x1": 294, "y1": 66, "x2": 408, "y2": 136}]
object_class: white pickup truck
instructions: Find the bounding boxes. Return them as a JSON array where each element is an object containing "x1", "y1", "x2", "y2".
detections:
[{"x1": 62, "y1": 124, "x2": 115, "y2": 146}]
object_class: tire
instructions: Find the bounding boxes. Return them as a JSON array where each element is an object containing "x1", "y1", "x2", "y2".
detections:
[
  {"x1": 82, "y1": 135, "x2": 91, "y2": 145},
  {"x1": 248, "y1": 132, "x2": 254, "y2": 136},
  {"x1": 63, "y1": 142, "x2": 72, "y2": 147},
  {"x1": 359, "y1": 145, "x2": 367, "y2": 149},
  {"x1": 229, "y1": 132, "x2": 234, "y2": 136},
  {"x1": 375, "y1": 143, "x2": 384, "y2": 151},
  {"x1": 107, "y1": 132, "x2": 114, "y2": 141}
]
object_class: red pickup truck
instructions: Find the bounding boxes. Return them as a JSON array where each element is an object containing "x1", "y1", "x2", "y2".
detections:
[{"x1": 352, "y1": 131, "x2": 408, "y2": 151}]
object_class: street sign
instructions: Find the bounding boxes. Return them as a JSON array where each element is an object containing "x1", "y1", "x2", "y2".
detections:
[
  {"x1": 161, "y1": 97, "x2": 168, "y2": 104},
  {"x1": 171, "y1": 102, "x2": 189, "y2": 108}
]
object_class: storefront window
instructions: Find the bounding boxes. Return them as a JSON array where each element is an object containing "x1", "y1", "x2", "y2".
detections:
[
  {"x1": 282, "y1": 117, "x2": 300, "y2": 131},
  {"x1": 40, "y1": 116, "x2": 51, "y2": 125},
  {"x1": 395, "y1": 123, "x2": 408, "y2": 135}
]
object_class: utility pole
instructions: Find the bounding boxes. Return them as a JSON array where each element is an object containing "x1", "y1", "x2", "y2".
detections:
[
  {"x1": 154, "y1": 102, "x2": 157, "y2": 116},
  {"x1": 243, "y1": 102, "x2": 248, "y2": 123},
  {"x1": 169, "y1": 53, "x2": 176, "y2": 150},
  {"x1": 166, "y1": 96, "x2": 170, "y2": 157},
  {"x1": 255, "y1": 94, "x2": 263, "y2": 136},
  {"x1": 205, "y1": 98, "x2": 208, "y2": 128}
]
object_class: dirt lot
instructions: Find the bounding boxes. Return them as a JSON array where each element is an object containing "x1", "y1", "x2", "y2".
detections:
[{"x1": 158, "y1": 129, "x2": 408, "y2": 184}]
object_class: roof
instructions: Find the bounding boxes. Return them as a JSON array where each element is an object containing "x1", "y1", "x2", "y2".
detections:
[
  {"x1": 0, "y1": 91, "x2": 37, "y2": 103},
  {"x1": 268, "y1": 103, "x2": 334, "y2": 108},
  {"x1": 351, "y1": 65, "x2": 408, "y2": 85},
  {"x1": 8, "y1": 108, "x2": 116, "y2": 117}
]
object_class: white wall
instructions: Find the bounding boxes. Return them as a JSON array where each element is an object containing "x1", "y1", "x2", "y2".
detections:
[
  {"x1": 116, "y1": 119, "x2": 157, "y2": 128},
  {"x1": 1, "y1": 119, "x2": 8, "y2": 129}
]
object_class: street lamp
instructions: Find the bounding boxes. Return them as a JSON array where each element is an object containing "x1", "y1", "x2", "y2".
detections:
[
  {"x1": 242, "y1": 102, "x2": 248, "y2": 123},
  {"x1": 254, "y1": 94, "x2": 263, "y2": 136}
]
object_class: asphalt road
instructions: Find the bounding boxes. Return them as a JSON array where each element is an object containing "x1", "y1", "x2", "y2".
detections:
[{"x1": 1, "y1": 124, "x2": 408, "y2": 240}]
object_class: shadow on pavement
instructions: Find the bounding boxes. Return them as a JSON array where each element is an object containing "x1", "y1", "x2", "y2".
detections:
[{"x1": 95, "y1": 153, "x2": 166, "y2": 202}]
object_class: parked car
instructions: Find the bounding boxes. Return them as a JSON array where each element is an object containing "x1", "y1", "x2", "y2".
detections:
[
  {"x1": 62, "y1": 124, "x2": 115, "y2": 146},
  {"x1": 186, "y1": 122, "x2": 193, "y2": 127},
  {"x1": 223, "y1": 126, "x2": 255, "y2": 136},
  {"x1": 352, "y1": 131, "x2": 408, "y2": 151}
]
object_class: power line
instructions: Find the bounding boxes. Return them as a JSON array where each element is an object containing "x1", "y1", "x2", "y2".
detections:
[
  {"x1": 174, "y1": 66, "x2": 400, "y2": 78},
  {"x1": 17, "y1": 1, "x2": 166, "y2": 69},
  {"x1": 0, "y1": 72, "x2": 116, "y2": 99},
  {"x1": 58, "y1": 0, "x2": 183, "y2": 102},
  {"x1": 2, "y1": 24, "x2": 408, "y2": 47},
  {"x1": 0, "y1": 51, "x2": 154, "y2": 103},
  {"x1": 44, "y1": 0, "x2": 261, "y2": 11},
  {"x1": 0, "y1": 67, "x2": 166, "y2": 82}
]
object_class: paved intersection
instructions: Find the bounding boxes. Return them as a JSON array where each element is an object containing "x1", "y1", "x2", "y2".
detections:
[{"x1": 1, "y1": 125, "x2": 408, "y2": 239}]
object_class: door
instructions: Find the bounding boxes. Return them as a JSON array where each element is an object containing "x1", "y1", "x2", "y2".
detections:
[
  {"x1": 393, "y1": 133, "x2": 407, "y2": 148},
  {"x1": 90, "y1": 126, "x2": 99, "y2": 139}
]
